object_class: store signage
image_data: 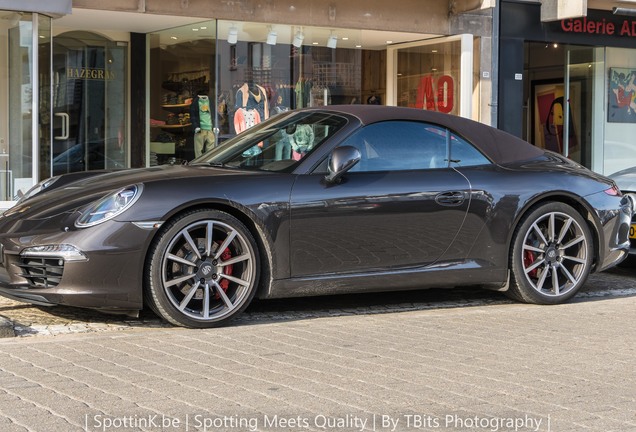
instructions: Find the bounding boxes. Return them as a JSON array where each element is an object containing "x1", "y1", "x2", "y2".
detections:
[
  {"x1": 415, "y1": 75, "x2": 454, "y2": 114},
  {"x1": 561, "y1": 17, "x2": 636, "y2": 37},
  {"x1": 66, "y1": 68, "x2": 116, "y2": 80}
]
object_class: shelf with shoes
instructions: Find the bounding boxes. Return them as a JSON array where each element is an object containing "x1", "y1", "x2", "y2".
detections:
[
  {"x1": 161, "y1": 103, "x2": 192, "y2": 110},
  {"x1": 150, "y1": 70, "x2": 209, "y2": 165},
  {"x1": 149, "y1": 96, "x2": 193, "y2": 165},
  {"x1": 151, "y1": 97, "x2": 193, "y2": 131},
  {"x1": 156, "y1": 123, "x2": 192, "y2": 129}
]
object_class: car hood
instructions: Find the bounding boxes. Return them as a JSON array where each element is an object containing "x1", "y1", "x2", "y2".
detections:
[{"x1": 3, "y1": 164, "x2": 259, "y2": 221}]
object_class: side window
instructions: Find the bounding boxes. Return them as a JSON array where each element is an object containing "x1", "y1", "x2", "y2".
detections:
[
  {"x1": 342, "y1": 121, "x2": 449, "y2": 172},
  {"x1": 450, "y1": 134, "x2": 491, "y2": 167}
]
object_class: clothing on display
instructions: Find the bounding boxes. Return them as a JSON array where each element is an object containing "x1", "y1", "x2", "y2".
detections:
[
  {"x1": 194, "y1": 129, "x2": 215, "y2": 157},
  {"x1": 234, "y1": 108, "x2": 261, "y2": 134},
  {"x1": 190, "y1": 94, "x2": 213, "y2": 132},
  {"x1": 234, "y1": 82, "x2": 269, "y2": 133},
  {"x1": 290, "y1": 124, "x2": 315, "y2": 160},
  {"x1": 295, "y1": 77, "x2": 312, "y2": 108},
  {"x1": 191, "y1": 94, "x2": 214, "y2": 157}
]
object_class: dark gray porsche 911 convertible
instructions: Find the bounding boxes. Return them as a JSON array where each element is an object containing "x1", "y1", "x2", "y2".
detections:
[{"x1": 0, "y1": 105, "x2": 632, "y2": 328}]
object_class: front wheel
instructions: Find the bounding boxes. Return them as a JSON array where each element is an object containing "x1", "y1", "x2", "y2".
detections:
[
  {"x1": 508, "y1": 202, "x2": 593, "y2": 304},
  {"x1": 145, "y1": 209, "x2": 259, "y2": 328}
]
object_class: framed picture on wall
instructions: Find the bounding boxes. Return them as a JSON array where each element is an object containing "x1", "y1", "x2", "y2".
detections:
[
  {"x1": 531, "y1": 79, "x2": 580, "y2": 156},
  {"x1": 608, "y1": 67, "x2": 636, "y2": 123}
]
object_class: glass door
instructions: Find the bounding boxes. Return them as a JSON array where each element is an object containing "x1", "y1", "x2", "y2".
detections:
[{"x1": 51, "y1": 31, "x2": 127, "y2": 176}]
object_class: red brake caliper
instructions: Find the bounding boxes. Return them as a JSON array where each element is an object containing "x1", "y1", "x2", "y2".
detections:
[
  {"x1": 215, "y1": 247, "x2": 233, "y2": 298},
  {"x1": 524, "y1": 250, "x2": 537, "y2": 278}
]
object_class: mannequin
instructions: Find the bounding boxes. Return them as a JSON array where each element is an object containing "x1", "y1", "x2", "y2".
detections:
[
  {"x1": 290, "y1": 124, "x2": 314, "y2": 160},
  {"x1": 190, "y1": 94, "x2": 214, "y2": 157},
  {"x1": 234, "y1": 80, "x2": 269, "y2": 134}
]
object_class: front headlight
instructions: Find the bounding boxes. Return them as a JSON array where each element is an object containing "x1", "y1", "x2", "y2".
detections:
[{"x1": 75, "y1": 184, "x2": 143, "y2": 228}]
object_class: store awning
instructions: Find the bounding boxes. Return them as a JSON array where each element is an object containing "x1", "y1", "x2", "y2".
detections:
[{"x1": 0, "y1": 0, "x2": 71, "y2": 16}]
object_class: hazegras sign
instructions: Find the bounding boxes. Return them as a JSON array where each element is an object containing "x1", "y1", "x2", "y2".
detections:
[{"x1": 67, "y1": 68, "x2": 116, "y2": 80}]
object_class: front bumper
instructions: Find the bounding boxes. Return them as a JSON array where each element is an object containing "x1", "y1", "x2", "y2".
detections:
[
  {"x1": 0, "y1": 219, "x2": 154, "y2": 312},
  {"x1": 626, "y1": 194, "x2": 636, "y2": 256},
  {"x1": 588, "y1": 192, "x2": 632, "y2": 272}
]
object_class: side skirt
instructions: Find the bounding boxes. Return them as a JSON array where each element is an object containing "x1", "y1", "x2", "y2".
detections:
[{"x1": 262, "y1": 260, "x2": 508, "y2": 299}]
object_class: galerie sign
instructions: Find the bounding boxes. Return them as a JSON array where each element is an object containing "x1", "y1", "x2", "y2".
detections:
[{"x1": 560, "y1": 17, "x2": 636, "y2": 37}]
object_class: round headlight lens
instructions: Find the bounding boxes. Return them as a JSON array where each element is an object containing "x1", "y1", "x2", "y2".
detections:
[{"x1": 75, "y1": 184, "x2": 142, "y2": 228}]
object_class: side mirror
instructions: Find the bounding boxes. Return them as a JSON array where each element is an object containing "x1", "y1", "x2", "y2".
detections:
[{"x1": 325, "y1": 145, "x2": 361, "y2": 184}]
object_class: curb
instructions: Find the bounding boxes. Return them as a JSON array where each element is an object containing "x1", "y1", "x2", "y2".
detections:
[{"x1": 0, "y1": 314, "x2": 15, "y2": 338}]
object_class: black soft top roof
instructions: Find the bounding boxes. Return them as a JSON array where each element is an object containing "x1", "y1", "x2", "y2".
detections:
[{"x1": 305, "y1": 105, "x2": 544, "y2": 165}]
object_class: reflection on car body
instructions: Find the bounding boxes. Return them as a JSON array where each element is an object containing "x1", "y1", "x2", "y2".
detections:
[
  {"x1": 0, "y1": 105, "x2": 631, "y2": 328},
  {"x1": 53, "y1": 140, "x2": 126, "y2": 175}
]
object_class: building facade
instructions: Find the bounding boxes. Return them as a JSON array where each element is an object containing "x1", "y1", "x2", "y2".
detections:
[
  {"x1": 3, "y1": 0, "x2": 633, "y2": 209},
  {"x1": 0, "y1": 0, "x2": 496, "y2": 207}
]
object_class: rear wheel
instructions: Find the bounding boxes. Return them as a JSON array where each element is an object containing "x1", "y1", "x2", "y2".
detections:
[
  {"x1": 508, "y1": 202, "x2": 592, "y2": 304},
  {"x1": 145, "y1": 209, "x2": 259, "y2": 328}
]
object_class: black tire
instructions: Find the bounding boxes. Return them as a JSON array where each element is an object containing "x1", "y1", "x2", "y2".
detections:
[
  {"x1": 507, "y1": 202, "x2": 592, "y2": 305},
  {"x1": 145, "y1": 209, "x2": 259, "y2": 328}
]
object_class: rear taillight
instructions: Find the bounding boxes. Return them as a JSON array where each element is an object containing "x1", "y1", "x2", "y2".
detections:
[{"x1": 604, "y1": 184, "x2": 622, "y2": 196}]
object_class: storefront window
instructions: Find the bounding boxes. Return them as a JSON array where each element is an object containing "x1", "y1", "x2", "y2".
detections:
[
  {"x1": 216, "y1": 22, "x2": 365, "y2": 139},
  {"x1": 524, "y1": 42, "x2": 636, "y2": 175},
  {"x1": 394, "y1": 39, "x2": 462, "y2": 116},
  {"x1": 603, "y1": 47, "x2": 636, "y2": 175},
  {"x1": 0, "y1": 12, "x2": 51, "y2": 203},
  {"x1": 149, "y1": 21, "x2": 216, "y2": 164},
  {"x1": 149, "y1": 20, "x2": 424, "y2": 163}
]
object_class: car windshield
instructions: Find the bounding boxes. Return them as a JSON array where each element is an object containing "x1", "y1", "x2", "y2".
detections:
[{"x1": 190, "y1": 110, "x2": 348, "y2": 172}]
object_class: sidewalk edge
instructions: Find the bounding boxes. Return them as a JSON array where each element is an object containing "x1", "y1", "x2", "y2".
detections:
[{"x1": 0, "y1": 314, "x2": 15, "y2": 338}]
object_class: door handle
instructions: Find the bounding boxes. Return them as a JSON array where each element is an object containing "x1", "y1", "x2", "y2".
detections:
[
  {"x1": 54, "y1": 113, "x2": 69, "y2": 140},
  {"x1": 435, "y1": 191, "x2": 465, "y2": 206}
]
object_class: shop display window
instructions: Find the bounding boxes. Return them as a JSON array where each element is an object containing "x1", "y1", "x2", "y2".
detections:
[
  {"x1": 149, "y1": 21, "x2": 216, "y2": 165},
  {"x1": 216, "y1": 23, "x2": 367, "y2": 140},
  {"x1": 149, "y1": 20, "x2": 402, "y2": 163},
  {"x1": 395, "y1": 39, "x2": 462, "y2": 116}
]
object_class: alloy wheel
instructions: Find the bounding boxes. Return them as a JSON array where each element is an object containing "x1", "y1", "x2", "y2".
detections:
[
  {"x1": 520, "y1": 210, "x2": 589, "y2": 297},
  {"x1": 160, "y1": 219, "x2": 256, "y2": 322}
]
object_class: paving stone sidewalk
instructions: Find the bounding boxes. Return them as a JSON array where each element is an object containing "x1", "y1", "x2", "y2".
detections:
[
  {"x1": 0, "y1": 276, "x2": 635, "y2": 431},
  {"x1": 1, "y1": 266, "x2": 635, "y2": 338}
]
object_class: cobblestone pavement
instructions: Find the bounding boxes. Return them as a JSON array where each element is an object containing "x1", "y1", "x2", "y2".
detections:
[
  {"x1": 1, "y1": 266, "x2": 635, "y2": 338},
  {"x1": 0, "y1": 268, "x2": 635, "y2": 431}
]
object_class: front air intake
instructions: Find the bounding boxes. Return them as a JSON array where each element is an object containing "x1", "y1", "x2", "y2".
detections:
[{"x1": 17, "y1": 256, "x2": 64, "y2": 288}]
